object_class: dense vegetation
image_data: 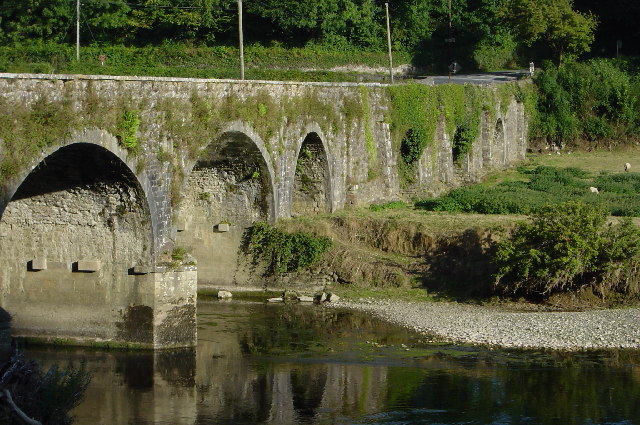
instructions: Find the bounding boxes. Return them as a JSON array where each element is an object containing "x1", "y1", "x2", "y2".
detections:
[
  {"x1": 530, "y1": 59, "x2": 640, "y2": 146},
  {"x1": 417, "y1": 165, "x2": 640, "y2": 216},
  {"x1": 0, "y1": 0, "x2": 607, "y2": 73},
  {"x1": 493, "y1": 201, "x2": 640, "y2": 299},
  {"x1": 245, "y1": 222, "x2": 332, "y2": 276}
]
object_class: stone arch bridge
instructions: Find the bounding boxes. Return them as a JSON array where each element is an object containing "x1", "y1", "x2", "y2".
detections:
[{"x1": 0, "y1": 73, "x2": 528, "y2": 348}]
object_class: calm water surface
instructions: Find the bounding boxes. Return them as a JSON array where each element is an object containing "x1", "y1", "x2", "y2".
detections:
[{"x1": 26, "y1": 300, "x2": 640, "y2": 424}]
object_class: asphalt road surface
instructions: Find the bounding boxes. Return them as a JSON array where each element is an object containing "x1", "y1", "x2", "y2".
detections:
[{"x1": 416, "y1": 70, "x2": 530, "y2": 85}]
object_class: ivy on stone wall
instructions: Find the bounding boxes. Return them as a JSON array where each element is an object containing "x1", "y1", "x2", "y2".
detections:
[{"x1": 388, "y1": 81, "x2": 530, "y2": 185}]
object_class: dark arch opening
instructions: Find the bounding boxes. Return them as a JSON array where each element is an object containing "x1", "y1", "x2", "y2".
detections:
[
  {"x1": 177, "y1": 131, "x2": 274, "y2": 286},
  {"x1": 292, "y1": 133, "x2": 330, "y2": 217},
  {"x1": 189, "y1": 131, "x2": 272, "y2": 221},
  {"x1": 11, "y1": 144, "x2": 141, "y2": 201},
  {"x1": 494, "y1": 119, "x2": 506, "y2": 164}
]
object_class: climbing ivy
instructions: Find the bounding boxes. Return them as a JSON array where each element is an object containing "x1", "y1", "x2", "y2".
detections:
[
  {"x1": 117, "y1": 110, "x2": 140, "y2": 151},
  {"x1": 245, "y1": 221, "x2": 332, "y2": 275},
  {"x1": 388, "y1": 82, "x2": 526, "y2": 184}
]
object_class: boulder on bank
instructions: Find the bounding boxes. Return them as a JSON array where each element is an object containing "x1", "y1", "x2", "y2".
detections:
[{"x1": 298, "y1": 296, "x2": 315, "y2": 302}]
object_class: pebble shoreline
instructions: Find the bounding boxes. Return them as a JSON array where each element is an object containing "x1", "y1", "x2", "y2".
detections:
[{"x1": 331, "y1": 300, "x2": 640, "y2": 350}]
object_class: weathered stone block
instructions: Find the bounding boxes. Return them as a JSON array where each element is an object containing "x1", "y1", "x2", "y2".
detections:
[
  {"x1": 76, "y1": 260, "x2": 100, "y2": 272},
  {"x1": 217, "y1": 223, "x2": 230, "y2": 232},
  {"x1": 30, "y1": 258, "x2": 47, "y2": 271},
  {"x1": 133, "y1": 265, "x2": 152, "y2": 274},
  {"x1": 176, "y1": 218, "x2": 187, "y2": 232}
]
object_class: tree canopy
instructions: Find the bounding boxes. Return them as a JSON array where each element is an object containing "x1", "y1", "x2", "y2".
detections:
[{"x1": 0, "y1": 0, "x2": 620, "y2": 71}]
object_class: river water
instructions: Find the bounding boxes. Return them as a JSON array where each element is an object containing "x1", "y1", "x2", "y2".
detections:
[{"x1": 26, "y1": 300, "x2": 640, "y2": 424}]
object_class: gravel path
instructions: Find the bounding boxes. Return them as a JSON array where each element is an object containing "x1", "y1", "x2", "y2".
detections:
[{"x1": 331, "y1": 300, "x2": 640, "y2": 350}]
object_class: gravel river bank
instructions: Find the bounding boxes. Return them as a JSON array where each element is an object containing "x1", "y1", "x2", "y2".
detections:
[{"x1": 331, "y1": 300, "x2": 640, "y2": 350}]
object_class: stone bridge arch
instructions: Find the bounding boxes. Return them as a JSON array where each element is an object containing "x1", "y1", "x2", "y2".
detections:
[
  {"x1": 0, "y1": 129, "x2": 163, "y2": 258},
  {"x1": 0, "y1": 128, "x2": 169, "y2": 344},
  {"x1": 284, "y1": 124, "x2": 335, "y2": 218},
  {"x1": 175, "y1": 121, "x2": 276, "y2": 286}
]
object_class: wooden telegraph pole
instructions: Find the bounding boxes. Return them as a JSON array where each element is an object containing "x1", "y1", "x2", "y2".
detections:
[
  {"x1": 76, "y1": 0, "x2": 80, "y2": 61},
  {"x1": 238, "y1": 0, "x2": 245, "y2": 80},
  {"x1": 385, "y1": 3, "x2": 394, "y2": 84}
]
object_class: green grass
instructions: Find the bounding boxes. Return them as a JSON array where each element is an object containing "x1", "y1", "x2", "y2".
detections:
[
  {"x1": 333, "y1": 286, "x2": 439, "y2": 302},
  {"x1": 416, "y1": 154, "x2": 640, "y2": 216}
]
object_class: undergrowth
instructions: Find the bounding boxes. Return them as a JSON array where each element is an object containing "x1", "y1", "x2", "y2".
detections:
[
  {"x1": 493, "y1": 201, "x2": 640, "y2": 298},
  {"x1": 245, "y1": 222, "x2": 332, "y2": 275}
]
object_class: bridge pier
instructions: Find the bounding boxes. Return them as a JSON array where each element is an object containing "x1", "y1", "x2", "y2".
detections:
[{"x1": 5, "y1": 264, "x2": 197, "y2": 349}]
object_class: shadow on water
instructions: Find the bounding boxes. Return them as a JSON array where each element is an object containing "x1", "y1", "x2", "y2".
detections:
[{"x1": 24, "y1": 301, "x2": 640, "y2": 425}]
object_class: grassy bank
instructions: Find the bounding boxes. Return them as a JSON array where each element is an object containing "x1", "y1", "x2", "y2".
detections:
[
  {"x1": 417, "y1": 150, "x2": 640, "y2": 216},
  {"x1": 275, "y1": 149, "x2": 640, "y2": 308}
]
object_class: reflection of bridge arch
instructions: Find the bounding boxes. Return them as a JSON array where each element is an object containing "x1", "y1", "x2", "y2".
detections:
[
  {"x1": 290, "y1": 126, "x2": 334, "y2": 217},
  {"x1": 177, "y1": 122, "x2": 276, "y2": 286}
]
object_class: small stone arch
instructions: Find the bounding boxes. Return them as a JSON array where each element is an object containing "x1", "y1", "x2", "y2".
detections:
[
  {"x1": 176, "y1": 121, "x2": 276, "y2": 286},
  {"x1": 291, "y1": 129, "x2": 333, "y2": 217},
  {"x1": 181, "y1": 121, "x2": 277, "y2": 224},
  {"x1": 494, "y1": 118, "x2": 506, "y2": 165}
]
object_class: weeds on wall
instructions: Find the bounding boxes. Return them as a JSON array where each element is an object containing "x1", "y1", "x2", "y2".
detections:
[
  {"x1": 387, "y1": 82, "x2": 525, "y2": 186},
  {"x1": 117, "y1": 110, "x2": 140, "y2": 152},
  {"x1": 245, "y1": 221, "x2": 331, "y2": 275},
  {"x1": 0, "y1": 93, "x2": 79, "y2": 181}
]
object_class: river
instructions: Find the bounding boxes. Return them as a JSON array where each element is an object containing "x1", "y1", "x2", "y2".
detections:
[{"x1": 26, "y1": 300, "x2": 640, "y2": 424}]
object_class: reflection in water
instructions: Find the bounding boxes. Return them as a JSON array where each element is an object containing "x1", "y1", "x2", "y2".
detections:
[{"x1": 25, "y1": 301, "x2": 640, "y2": 425}]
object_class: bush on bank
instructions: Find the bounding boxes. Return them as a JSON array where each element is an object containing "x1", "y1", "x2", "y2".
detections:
[
  {"x1": 245, "y1": 222, "x2": 332, "y2": 275},
  {"x1": 492, "y1": 201, "x2": 640, "y2": 299}
]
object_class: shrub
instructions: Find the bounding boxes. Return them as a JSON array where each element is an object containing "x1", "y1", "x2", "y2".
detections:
[
  {"x1": 0, "y1": 347, "x2": 91, "y2": 425},
  {"x1": 493, "y1": 201, "x2": 640, "y2": 298},
  {"x1": 245, "y1": 222, "x2": 332, "y2": 275}
]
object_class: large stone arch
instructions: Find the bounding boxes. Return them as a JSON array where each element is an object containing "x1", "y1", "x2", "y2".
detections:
[
  {"x1": 176, "y1": 121, "x2": 276, "y2": 287},
  {"x1": 0, "y1": 129, "x2": 160, "y2": 257},
  {"x1": 0, "y1": 129, "x2": 158, "y2": 342},
  {"x1": 290, "y1": 126, "x2": 334, "y2": 217}
]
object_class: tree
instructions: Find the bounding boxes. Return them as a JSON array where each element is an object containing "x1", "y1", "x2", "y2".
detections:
[
  {"x1": 0, "y1": 0, "x2": 73, "y2": 43},
  {"x1": 507, "y1": 0, "x2": 597, "y2": 65}
]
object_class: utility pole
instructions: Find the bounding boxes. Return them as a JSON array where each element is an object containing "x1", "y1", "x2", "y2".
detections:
[
  {"x1": 76, "y1": 0, "x2": 80, "y2": 61},
  {"x1": 238, "y1": 0, "x2": 245, "y2": 80},
  {"x1": 385, "y1": 3, "x2": 394, "y2": 84}
]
